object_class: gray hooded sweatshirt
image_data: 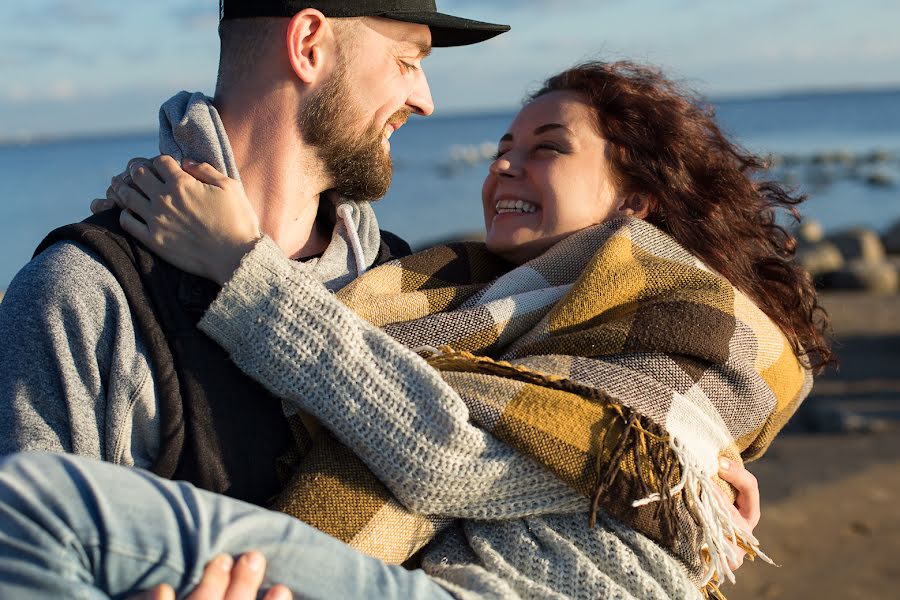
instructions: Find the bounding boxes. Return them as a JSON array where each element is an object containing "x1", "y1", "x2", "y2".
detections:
[{"x1": 0, "y1": 92, "x2": 384, "y2": 465}]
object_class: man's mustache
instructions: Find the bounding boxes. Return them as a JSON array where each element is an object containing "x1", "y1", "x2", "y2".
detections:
[{"x1": 386, "y1": 107, "x2": 412, "y2": 129}]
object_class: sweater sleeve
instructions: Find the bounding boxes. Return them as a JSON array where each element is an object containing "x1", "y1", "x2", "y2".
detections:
[
  {"x1": 199, "y1": 237, "x2": 587, "y2": 519},
  {"x1": 0, "y1": 242, "x2": 159, "y2": 468}
]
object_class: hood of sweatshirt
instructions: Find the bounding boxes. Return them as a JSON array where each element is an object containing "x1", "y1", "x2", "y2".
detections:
[{"x1": 158, "y1": 91, "x2": 383, "y2": 290}]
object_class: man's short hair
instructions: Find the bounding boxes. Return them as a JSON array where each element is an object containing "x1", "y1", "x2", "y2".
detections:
[{"x1": 215, "y1": 16, "x2": 361, "y2": 98}]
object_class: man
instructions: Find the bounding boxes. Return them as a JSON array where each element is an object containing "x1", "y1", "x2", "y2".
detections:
[{"x1": 0, "y1": 1, "x2": 508, "y2": 506}]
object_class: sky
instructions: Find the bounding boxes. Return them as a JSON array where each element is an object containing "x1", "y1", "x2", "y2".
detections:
[{"x1": 2, "y1": 0, "x2": 899, "y2": 140}]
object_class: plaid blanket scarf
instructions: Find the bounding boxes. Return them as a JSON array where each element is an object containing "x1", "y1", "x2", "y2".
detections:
[{"x1": 271, "y1": 218, "x2": 813, "y2": 597}]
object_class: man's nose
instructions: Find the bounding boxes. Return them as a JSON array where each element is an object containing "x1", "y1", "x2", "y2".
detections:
[{"x1": 408, "y1": 70, "x2": 435, "y2": 116}]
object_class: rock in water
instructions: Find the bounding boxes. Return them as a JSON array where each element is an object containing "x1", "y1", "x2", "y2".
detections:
[
  {"x1": 796, "y1": 219, "x2": 825, "y2": 244},
  {"x1": 827, "y1": 228, "x2": 887, "y2": 263},
  {"x1": 822, "y1": 260, "x2": 899, "y2": 294},
  {"x1": 796, "y1": 241, "x2": 844, "y2": 276},
  {"x1": 884, "y1": 220, "x2": 900, "y2": 255}
]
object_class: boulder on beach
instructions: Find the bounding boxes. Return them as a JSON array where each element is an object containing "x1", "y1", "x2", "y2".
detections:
[
  {"x1": 827, "y1": 227, "x2": 886, "y2": 263},
  {"x1": 796, "y1": 241, "x2": 844, "y2": 276},
  {"x1": 796, "y1": 219, "x2": 825, "y2": 244},
  {"x1": 822, "y1": 260, "x2": 899, "y2": 294},
  {"x1": 884, "y1": 220, "x2": 900, "y2": 255}
]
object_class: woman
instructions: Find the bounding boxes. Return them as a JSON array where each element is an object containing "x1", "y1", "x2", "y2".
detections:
[{"x1": 0, "y1": 62, "x2": 827, "y2": 599}]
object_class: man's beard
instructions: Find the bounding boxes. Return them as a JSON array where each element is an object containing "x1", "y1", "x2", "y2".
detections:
[{"x1": 298, "y1": 64, "x2": 407, "y2": 202}]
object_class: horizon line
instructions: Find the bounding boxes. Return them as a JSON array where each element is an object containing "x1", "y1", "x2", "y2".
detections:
[{"x1": 3, "y1": 82, "x2": 900, "y2": 147}]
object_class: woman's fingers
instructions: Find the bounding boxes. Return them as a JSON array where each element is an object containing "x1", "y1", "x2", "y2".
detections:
[
  {"x1": 91, "y1": 197, "x2": 115, "y2": 214},
  {"x1": 119, "y1": 208, "x2": 151, "y2": 246},
  {"x1": 183, "y1": 159, "x2": 231, "y2": 188},
  {"x1": 130, "y1": 162, "x2": 167, "y2": 199},
  {"x1": 112, "y1": 178, "x2": 152, "y2": 221},
  {"x1": 718, "y1": 457, "x2": 761, "y2": 529}
]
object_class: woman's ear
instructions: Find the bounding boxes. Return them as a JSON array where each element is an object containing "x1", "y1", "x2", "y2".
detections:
[
  {"x1": 286, "y1": 9, "x2": 332, "y2": 84},
  {"x1": 617, "y1": 193, "x2": 655, "y2": 220}
]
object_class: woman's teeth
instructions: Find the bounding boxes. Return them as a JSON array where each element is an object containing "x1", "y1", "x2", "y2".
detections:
[{"x1": 495, "y1": 199, "x2": 538, "y2": 214}]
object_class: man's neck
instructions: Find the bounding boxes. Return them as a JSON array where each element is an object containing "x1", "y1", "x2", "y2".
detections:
[{"x1": 218, "y1": 96, "x2": 331, "y2": 260}]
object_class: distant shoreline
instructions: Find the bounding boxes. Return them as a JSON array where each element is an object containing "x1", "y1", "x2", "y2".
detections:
[{"x1": 3, "y1": 84, "x2": 900, "y2": 148}]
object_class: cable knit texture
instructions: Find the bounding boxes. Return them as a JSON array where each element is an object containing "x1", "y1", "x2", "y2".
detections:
[{"x1": 200, "y1": 232, "x2": 774, "y2": 599}]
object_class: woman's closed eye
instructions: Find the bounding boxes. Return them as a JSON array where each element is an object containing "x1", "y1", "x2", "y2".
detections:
[{"x1": 534, "y1": 143, "x2": 566, "y2": 154}]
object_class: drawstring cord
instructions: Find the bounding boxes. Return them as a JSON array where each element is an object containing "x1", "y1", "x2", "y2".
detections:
[{"x1": 336, "y1": 203, "x2": 368, "y2": 278}]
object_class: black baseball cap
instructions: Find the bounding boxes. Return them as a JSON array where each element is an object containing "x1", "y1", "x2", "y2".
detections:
[{"x1": 220, "y1": 1, "x2": 510, "y2": 47}]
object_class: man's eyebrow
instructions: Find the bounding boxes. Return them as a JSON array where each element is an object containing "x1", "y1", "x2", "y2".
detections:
[
  {"x1": 413, "y1": 40, "x2": 432, "y2": 58},
  {"x1": 398, "y1": 39, "x2": 432, "y2": 58}
]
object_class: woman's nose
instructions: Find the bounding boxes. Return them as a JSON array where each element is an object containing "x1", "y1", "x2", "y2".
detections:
[{"x1": 491, "y1": 156, "x2": 520, "y2": 178}]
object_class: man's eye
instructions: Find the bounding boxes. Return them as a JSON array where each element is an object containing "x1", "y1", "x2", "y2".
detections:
[
  {"x1": 492, "y1": 149, "x2": 509, "y2": 161},
  {"x1": 400, "y1": 61, "x2": 419, "y2": 73}
]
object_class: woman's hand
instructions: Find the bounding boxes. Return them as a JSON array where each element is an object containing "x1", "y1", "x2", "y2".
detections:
[
  {"x1": 90, "y1": 157, "x2": 154, "y2": 215},
  {"x1": 108, "y1": 155, "x2": 261, "y2": 285},
  {"x1": 717, "y1": 457, "x2": 761, "y2": 572},
  {"x1": 128, "y1": 552, "x2": 292, "y2": 600}
]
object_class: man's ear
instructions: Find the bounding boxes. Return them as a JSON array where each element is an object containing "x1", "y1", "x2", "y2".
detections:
[
  {"x1": 286, "y1": 9, "x2": 333, "y2": 84},
  {"x1": 616, "y1": 193, "x2": 655, "y2": 220}
]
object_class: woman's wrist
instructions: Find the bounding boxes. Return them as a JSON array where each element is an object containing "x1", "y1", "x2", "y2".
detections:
[{"x1": 211, "y1": 236, "x2": 263, "y2": 286}]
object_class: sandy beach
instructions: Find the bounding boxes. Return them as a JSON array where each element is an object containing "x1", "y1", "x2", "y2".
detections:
[{"x1": 728, "y1": 291, "x2": 900, "y2": 599}]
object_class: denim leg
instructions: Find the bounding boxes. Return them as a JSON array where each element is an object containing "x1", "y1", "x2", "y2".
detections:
[{"x1": 0, "y1": 452, "x2": 456, "y2": 600}]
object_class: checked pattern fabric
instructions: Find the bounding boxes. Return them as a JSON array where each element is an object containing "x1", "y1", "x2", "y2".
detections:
[{"x1": 271, "y1": 218, "x2": 812, "y2": 594}]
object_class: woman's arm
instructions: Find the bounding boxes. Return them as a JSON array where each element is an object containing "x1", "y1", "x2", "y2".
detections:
[
  {"x1": 112, "y1": 157, "x2": 586, "y2": 519},
  {"x1": 199, "y1": 235, "x2": 586, "y2": 518}
]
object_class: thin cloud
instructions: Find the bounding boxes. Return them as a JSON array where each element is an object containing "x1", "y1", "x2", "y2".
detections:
[
  {"x1": 17, "y1": 0, "x2": 119, "y2": 26},
  {"x1": 173, "y1": 1, "x2": 219, "y2": 31},
  {"x1": 0, "y1": 41, "x2": 94, "y2": 66},
  {"x1": 2, "y1": 81, "x2": 79, "y2": 103}
]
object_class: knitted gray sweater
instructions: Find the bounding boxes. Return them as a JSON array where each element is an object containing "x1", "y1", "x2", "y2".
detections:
[
  {"x1": 0, "y1": 92, "x2": 384, "y2": 466},
  {"x1": 200, "y1": 236, "x2": 701, "y2": 600}
]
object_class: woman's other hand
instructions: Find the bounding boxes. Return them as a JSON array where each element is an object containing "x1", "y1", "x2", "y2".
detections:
[
  {"x1": 717, "y1": 457, "x2": 761, "y2": 572},
  {"x1": 111, "y1": 155, "x2": 260, "y2": 285},
  {"x1": 128, "y1": 552, "x2": 292, "y2": 600}
]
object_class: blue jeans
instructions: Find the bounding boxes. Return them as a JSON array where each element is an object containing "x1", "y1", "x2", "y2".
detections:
[{"x1": 0, "y1": 452, "x2": 457, "y2": 600}]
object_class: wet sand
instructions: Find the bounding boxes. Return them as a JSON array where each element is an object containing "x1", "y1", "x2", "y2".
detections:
[{"x1": 728, "y1": 291, "x2": 900, "y2": 599}]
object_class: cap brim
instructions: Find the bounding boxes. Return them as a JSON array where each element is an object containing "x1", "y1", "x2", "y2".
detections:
[{"x1": 381, "y1": 12, "x2": 510, "y2": 47}]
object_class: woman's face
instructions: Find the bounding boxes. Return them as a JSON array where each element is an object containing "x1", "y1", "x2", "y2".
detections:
[{"x1": 482, "y1": 90, "x2": 629, "y2": 264}]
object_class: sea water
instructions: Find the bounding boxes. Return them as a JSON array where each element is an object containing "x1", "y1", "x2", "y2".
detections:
[{"x1": 1, "y1": 88, "x2": 898, "y2": 288}]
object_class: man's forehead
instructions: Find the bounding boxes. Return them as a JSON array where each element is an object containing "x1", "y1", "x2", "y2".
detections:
[{"x1": 362, "y1": 17, "x2": 432, "y2": 55}]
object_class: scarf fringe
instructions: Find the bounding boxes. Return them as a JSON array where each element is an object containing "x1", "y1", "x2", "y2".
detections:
[
  {"x1": 424, "y1": 348, "x2": 774, "y2": 595},
  {"x1": 636, "y1": 436, "x2": 775, "y2": 595}
]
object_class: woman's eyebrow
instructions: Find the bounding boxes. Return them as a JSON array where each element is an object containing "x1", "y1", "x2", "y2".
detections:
[
  {"x1": 498, "y1": 123, "x2": 569, "y2": 145},
  {"x1": 533, "y1": 123, "x2": 568, "y2": 135}
]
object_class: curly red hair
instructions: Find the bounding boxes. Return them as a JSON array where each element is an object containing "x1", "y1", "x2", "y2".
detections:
[{"x1": 532, "y1": 61, "x2": 832, "y2": 371}]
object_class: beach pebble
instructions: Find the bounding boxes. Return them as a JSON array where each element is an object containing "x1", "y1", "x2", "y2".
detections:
[
  {"x1": 796, "y1": 241, "x2": 843, "y2": 276},
  {"x1": 822, "y1": 260, "x2": 899, "y2": 294},
  {"x1": 827, "y1": 227, "x2": 886, "y2": 263},
  {"x1": 796, "y1": 219, "x2": 825, "y2": 244},
  {"x1": 883, "y1": 220, "x2": 900, "y2": 255}
]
